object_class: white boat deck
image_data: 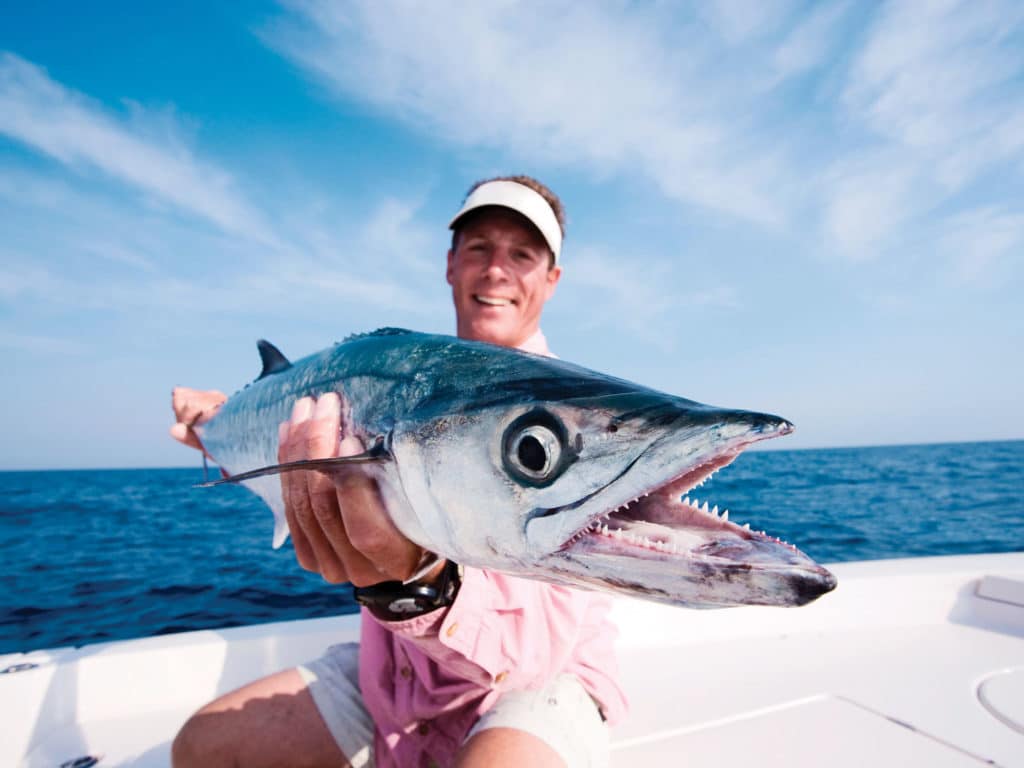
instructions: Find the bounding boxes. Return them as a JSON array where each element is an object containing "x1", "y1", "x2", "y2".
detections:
[{"x1": 3, "y1": 552, "x2": 1023, "y2": 767}]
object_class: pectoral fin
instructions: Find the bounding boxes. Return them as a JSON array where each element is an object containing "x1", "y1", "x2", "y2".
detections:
[{"x1": 196, "y1": 441, "x2": 391, "y2": 488}]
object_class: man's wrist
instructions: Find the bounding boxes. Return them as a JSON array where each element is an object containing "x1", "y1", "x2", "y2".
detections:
[{"x1": 354, "y1": 559, "x2": 462, "y2": 621}]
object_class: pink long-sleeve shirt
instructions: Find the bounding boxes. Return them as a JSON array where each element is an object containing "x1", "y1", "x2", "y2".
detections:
[{"x1": 358, "y1": 330, "x2": 627, "y2": 768}]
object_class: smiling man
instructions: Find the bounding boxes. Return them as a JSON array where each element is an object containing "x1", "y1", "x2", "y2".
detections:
[
  {"x1": 171, "y1": 176, "x2": 626, "y2": 768},
  {"x1": 447, "y1": 179, "x2": 562, "y2": 351}
]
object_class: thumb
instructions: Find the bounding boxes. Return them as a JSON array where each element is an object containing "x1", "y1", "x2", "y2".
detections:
[{"x1": 170, "y1": 422, "x2": 206, "y2": 453}]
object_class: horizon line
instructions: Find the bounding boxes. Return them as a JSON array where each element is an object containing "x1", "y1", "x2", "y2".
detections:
[{"x1": 2, "y1": 436, "x2": 1022, "y2": 473}]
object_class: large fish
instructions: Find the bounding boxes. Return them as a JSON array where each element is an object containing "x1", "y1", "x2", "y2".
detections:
[{"x1": 198, "y1": 328, "x2": 836, "y2": 608}]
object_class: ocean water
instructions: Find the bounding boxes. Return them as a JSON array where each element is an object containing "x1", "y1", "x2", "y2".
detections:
[{"x1": 2, "y1": 440, "x2": 1022, "y2": 655}]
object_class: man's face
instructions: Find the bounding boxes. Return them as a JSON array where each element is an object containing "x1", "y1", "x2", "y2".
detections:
[{"x1": 447, "y1": 208, "x2": 562, "y2": 347}]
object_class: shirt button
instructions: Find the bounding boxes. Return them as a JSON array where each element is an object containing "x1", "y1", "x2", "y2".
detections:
[
  {"x1": 494, "y1": 671, "x2": 508, "y2": 684},
  {"x1": 445, "y1": 622, "x2": 459, "y2": 638},
  {"x1": 399, "y1": 666, "x2": 412, "y2": 679},
  {"x1": 418, "y1": 722, "x2": 430, "y2": 736}
]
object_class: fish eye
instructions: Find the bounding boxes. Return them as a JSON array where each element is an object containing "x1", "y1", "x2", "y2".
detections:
[
  {"x1": 511, "y1": 425, "x2": 560, "y2": 477},
  {"x1": 502, "y1": 411, "x2": 574, "y2": 486}
]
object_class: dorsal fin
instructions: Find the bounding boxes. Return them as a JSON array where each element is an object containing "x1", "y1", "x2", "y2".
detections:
[
  {"x1": 341, "y1": 327, "x2": 414, "y2": 343},
  {"x1": 256, "y1": 339, "x2": 292, "y2": 380}
]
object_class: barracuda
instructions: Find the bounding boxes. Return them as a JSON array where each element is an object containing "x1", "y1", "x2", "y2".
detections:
[{"x1": 198, "y1": 328, "x2": 836, "y2": 609}]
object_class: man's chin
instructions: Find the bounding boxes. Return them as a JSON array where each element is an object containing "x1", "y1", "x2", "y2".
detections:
[{"x1": 460, "y1": 317, "x2": 525, "y2": 347}]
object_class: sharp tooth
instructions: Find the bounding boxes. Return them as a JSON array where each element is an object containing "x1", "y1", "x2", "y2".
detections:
[
  {"x1": 682, "y1": 496, "x2": 691, "y2": 506},
  {"x1": 711, "y1": 505, "x2": 719, "y2": 517},
  {"x1": 743, "y1": 523, "x2": 751, "y2": 530},
  {"x1": 722, "y1": 509, "x2": 729, "y2": 521},
  {"x1": 701, "y1": 501, "x2": 709, "y2": 514}
]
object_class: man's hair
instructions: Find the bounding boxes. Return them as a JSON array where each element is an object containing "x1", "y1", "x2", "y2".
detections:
[{"x1": 450, "y1": 174, "x2": 566, "y2": 266}]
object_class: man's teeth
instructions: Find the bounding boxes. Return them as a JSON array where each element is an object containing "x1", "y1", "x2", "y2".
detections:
[{"x1": 475, "y1": 295, "x2": 513, "y2": 306}]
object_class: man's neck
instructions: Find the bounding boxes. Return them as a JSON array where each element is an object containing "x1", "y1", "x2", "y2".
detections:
[
  {"x1": 456, "y1": 328, "x2": 551, "y2": 356},
  {"x1": 515, "y1": 328, "x2": 550, "y2": 356}
]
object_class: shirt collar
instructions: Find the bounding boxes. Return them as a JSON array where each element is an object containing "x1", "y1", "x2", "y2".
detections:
[{"x1": 515, "y1": 328, "x2": 552, "y2": 357}]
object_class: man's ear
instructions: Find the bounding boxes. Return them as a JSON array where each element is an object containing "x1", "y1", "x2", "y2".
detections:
[
  {"x1": 544, "y1": 264, "x2": 562, "y2": 300},
  {"x1": 446, "y1": 249, "x2": 455, "y2": 286}
]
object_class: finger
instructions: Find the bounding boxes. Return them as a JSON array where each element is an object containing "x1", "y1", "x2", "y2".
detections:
[
  {"x1": 284, "y1": 399, "x2": 347, "y2": 582},
  {"x1": 290, "y1": 395, "x2": 315, "y2": 424},
  {"x1": 172, "y1": 387, "x2": 226, "y2": 427},
  {"x1": 278, "y1": 420, "x2": 315, "y2": 572},
  {"x1": 299, "y1": 395, "x2": 353, "y2": 583},
  {"x1": 341, "y1": 479, "x2": 424, "y2": 583},
  {"x1": 169, "y1": 422, "x2": 204, "y2": 451},
  {"x1": 281, "y1": 403, "x2": 335, "y2": 576}
]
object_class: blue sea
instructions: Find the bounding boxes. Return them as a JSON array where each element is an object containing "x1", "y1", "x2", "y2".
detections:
[{"x1": 2, "y1": 440, "x2": 1022, "y2": 656}]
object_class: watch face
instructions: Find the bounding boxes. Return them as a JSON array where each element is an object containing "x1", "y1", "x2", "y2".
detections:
[{"x1": 387, "y1": 596, "x2": 430, "y2": 615}]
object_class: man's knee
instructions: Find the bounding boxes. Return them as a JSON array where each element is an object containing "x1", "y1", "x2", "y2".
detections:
[
  {"x1": 171, "y1": 710, "x2": 234, "y2": 768},
  {"x1": 168, "y1": 667, "x2": 353, "y2": 768}
]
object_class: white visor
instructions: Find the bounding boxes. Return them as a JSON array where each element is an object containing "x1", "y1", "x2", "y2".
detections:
[{"x1": 449, "y1": 180, "x2": 562, "y2": 263}]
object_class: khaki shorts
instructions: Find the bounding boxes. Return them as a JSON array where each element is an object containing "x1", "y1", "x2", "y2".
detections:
[{"x1": 297, "y1": 642, "x2": 609, "y2": 768}]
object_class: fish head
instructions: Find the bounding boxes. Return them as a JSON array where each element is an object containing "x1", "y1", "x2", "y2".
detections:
[{"x1": 390, "y1": 380, "x2": 836, "y2": 609}]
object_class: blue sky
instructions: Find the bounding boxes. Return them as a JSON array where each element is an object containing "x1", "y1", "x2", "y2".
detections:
[{"x1": 1, "y1": 1, "x2": 1021, "y2": 469}]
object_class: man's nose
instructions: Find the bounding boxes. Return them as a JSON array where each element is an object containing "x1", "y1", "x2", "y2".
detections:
[{"x1": 482, "y1": 248, "x2": 514, "y2": 275}]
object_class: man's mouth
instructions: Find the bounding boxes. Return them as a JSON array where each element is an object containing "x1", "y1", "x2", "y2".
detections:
[{"x1": 474, "y1": 294, "x2": 515, "y2": 307}]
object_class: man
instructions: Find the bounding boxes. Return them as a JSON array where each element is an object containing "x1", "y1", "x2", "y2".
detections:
[{"x1": 170, "y1": 176, "x2": 626, "y2": 768}]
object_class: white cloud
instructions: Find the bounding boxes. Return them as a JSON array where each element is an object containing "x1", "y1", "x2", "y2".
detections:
[
  {"x1": 0, "y1": 330, "x2": 85, "y2": 354},
  {"x1": 0, "y1": 42, "x2": 450, "y2": 322},
  {"x1": 769, "y1": 0, "x2": 851, "y2": 85},
  {"x1": 843, "y1": 1, "x2": 1024, "y2": 187},
  {"x1": 819, "y1": 0, "x2": 1024, "y2": 264},
  {"x1": 0, "y1": 258, "x2": 58, "y2": 301},
  {"x1": 698, "y1": 0, "x2": 795, "y2": 45},
  {"x1": 360, "y1": 197, "x2": 436, "y2": 274},
  {"x1": 939, "y1": 206, "x2": 1024, "y2": 283},
  {"x1": 821, "y1": 156, "x2": 919, "y2": 258},
  {"x1": 263, "y1": 0, "x2": 1024, "y2": 285},
  {"x1": 0, "y1": 52, "x2": 279, "y2": 248},
  {"x1": 264, "y1": 1, "x2": 791, "y2": 226},
  {"x1": 0, "y1": 159, "x2": 445, "y2": 322},
  {"x1": 552, "y1": 245, "x2": 738, "y2": 342}
]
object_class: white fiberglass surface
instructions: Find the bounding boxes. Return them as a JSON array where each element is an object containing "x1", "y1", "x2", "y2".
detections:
[{"x1": 2, "y1": 554, "x2": 1023, "y2": 768}]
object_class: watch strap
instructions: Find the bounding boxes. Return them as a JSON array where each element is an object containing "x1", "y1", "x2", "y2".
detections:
[{"x1": 353, "y1": 559, "x2": 462, "y2": 619}]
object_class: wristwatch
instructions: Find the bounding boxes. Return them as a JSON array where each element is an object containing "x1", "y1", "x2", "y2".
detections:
[{"x1": 353, "y1": 559, "x2": 462, "y2": 620}]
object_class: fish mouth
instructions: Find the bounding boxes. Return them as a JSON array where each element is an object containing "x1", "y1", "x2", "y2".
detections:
[
  {"x1": 562, "y1": 450, "x2": 751, "y2": 552},
  {"x1": 550, "y1": 436, "x2": 837, "y2": 607}
]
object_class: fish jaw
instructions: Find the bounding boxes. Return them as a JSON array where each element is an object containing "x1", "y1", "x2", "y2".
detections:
[
  {"x1": 525, "y1": 412, "x2": 837, "y2": 608},
  {"x1": 545, "y1": 475, "x2": 837, "y2": 608}
]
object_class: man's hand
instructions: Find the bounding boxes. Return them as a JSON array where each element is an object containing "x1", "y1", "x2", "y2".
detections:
[
  {"x1": 170, "y1": 387, "x2": 227, "y2": 455},
  {"x1": 278, "y1": 392, "x2": 425, "y2": 586}
]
